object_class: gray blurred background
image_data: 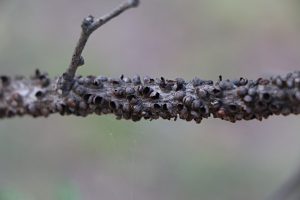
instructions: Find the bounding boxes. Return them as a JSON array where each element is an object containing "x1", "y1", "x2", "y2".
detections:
[{"x1": 0, "y1": 0, "x2": 300, "y2": 199}]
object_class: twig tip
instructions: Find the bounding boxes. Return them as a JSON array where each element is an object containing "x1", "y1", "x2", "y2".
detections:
[{"x1": 129, "y1": 0, "x2": 140, "y2": 8}]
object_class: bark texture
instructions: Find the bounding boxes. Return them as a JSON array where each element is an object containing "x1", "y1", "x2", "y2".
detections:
[{"x1": 0, "y1": 70, "x2": 299, "y2": 123}]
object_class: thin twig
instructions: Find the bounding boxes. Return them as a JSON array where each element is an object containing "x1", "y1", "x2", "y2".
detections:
[{"x1": 62, "y1": 0, "x2": 139, "y2": 93}]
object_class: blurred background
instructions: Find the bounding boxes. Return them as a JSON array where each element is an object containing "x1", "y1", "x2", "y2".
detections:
[{"x1": 0, "y1": 0, "x2": 300, "y2": 199}]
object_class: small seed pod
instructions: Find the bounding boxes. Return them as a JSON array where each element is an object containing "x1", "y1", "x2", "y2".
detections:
[
  {"x1": 281, "y1": 107, "x2": 291, "y2": 116},
  {"x1": 93, "y1": 78, "x2": 104, "y2": 88},
  {"x1": 247, "y1": 88, "x2": 257, "y2": 96},
  {"x1": 11, "y1": 93, "x2": 23, "y2": 105},
  {"x1": 153, "y1": 103, "x2": 161, "y2": 110},
  {"x1": 132, "y1": 75, "x2": 141, "y2": 85},
  {"x1": 237, "y1": 87, "x2": 248, "y2": 97},
  {"x1": 7, "y1": 109, "x2": 17, "y2": 117},
  {"x1": 133, "y1": 104, "x2": 142, "y2": 113},
  {"x1": 275, "y1": 77, "x2": 283, "y2": 88},
  {"x1": 295, "y1": 91, "x2": 300, "y2": 101},
  {"x1": 196, "y1": 88, "x2": 207, "y2": 98},
  {"x1": 35, "y1": 90, "x2": 45, "y2": 99},
  {"x1": 259, "y1": 92, "x2": 271, "y2": 103},
  {"x1": 255, "y1": 101, "x2": 267, "y2": 111},
  {"x1": 125, "y1": 87, "x2": 135, "y2": 96},
  {"x1": 162, "y1": 103, "x2": 170, "y2": 111},
  {"x1": 93, "y1": 95, "x2": 103, "y2": 105},
  {"x1": 269, "y1": 103, "x2": 281, "y2": 114},
  {"x1": 115, "y1": 110, "x2": 123, "y2": 120},
  {"x1": 216, "y1": 108, "x2": 226, "y2": 119},
  {"x1": 192, "y1": 77, "x2": 204, "y2": 87},
  {"x1": 159, "y1": 77, "x2": 166, "y2": 84},
  {"x1": 27, "y1": 103, "x2": 37, "y2": 114},
  {"x1": 132, "y1": 115, "x2": 142, "y2": 122},
  {"x1": 227, "y1": 103, "x2": 239, "y2": 113},
  {"x1": 73, "y1": 85, "x2": 86, "y2": 96},
  {"x1": 41, "y1": 108, "x2": 49, "y2": 117},
  {"x1": 183, "y1": 95, "x2": 194, "y2": 107},
  {"x1": 122, "y1": 103, "x2": 131, "y2": 113},
  {"x1": 97, "y1": 76, "x2": 108, "y2": 82},
  {"x1": 83, "y1": 93, "x2": 92, "y2": 102},
  {"x1": 235, "y1": 113, "x2": 244, "y2": 121},
  {"x1": 194, "y1": 117, "x2": 202, "y2": 124},
  {"x1": 294, "y1": 78, "x2": 300, "y2": 88},
  {"x1": 123, "y1": 77, "x2": 132, "y2": 83},
  {"x1": 113, "y1": 88, "x2": 126, "y2": 97},
  {"x1": 232, "y1": 79, "x2": 240, "y2": 86},
  {"x1": 109, "y1": 78, "x2": 120, "y2": 85},
  {"x1": 191, "y1": 111, "x2": 201, "y2": 120},
  {"x1": 142, "y1": 86, "x2": 152, "y2": 97},
  {"x1": 17, "y1": 108, "x2": 25, "y2": 116},
  {"x1": 274, "y1": 90, "x2": 286, "y2": 100},
  {"x1": 239, "y1": 77, "x2": 248, "y2": 86},
  {"x1": 126, "y1": 94, "x2": 136, "y2": 101},
  {"x1": 211, "y1": 100, "x2": 222, "y2": 110},
  {"x1": 205, "y1": 80, "x2": 214, "y2": 85},
  {"x1": 257, "y1": 78, "x2": 270, "y2": 85},
  {"x1": 79, "y1": 101, "x2": 88, "y2": 110},
  {"x1": 191, "y1": 100, "x2": 203, "y2": 110},
  {"x1": 286, "y1": 78, "x2": 294, "y2": 88},
  {"x1": 109, "y1": 100, "x2": 118, "y2": 110},
  {"x1": 208, "y1": 86, "x2": 222, "y2": 97},
  {"x1": 0, "y1": 107, "x2": 6, "y2": 118},
  {"x1": 143, "y1": 76, "x2": 151, "y2": 84},
  {"x1": 191, "y1": 111, "x2": 200, "y2": 119},
  {"x1": 0, "y1": 76, "x2": 10, "y2": 87},
  {"x1": 77, "y1": 77, "x2": 86, "y2": 85},
  {"x1": 243, "y1": 95, "x2": 253, "y2": 103},
  {"x1": 160, "y1": 112, "x2": 170, "y2": 120},
  {"x1": 162, "y1": 80, "x2": 174, "y2": 91},
  {"x1": 123, "y1": 112, "x2": 131, "y2": 120},
  {"x1": 10, "y1": 100, "x2": 18, "y2": 108},
  {"x1": 179, "y1": 107, "x2": 189, "y2": 120},
  {"x1": 177, "y1": 103, "x2": 184, "y2": 111},
  {"x1": 218, "y1": 80, "x2": 233, "y2": 90},
  {"x1": 150, "y1": 91, "x2": 160, "y2": 99},
  {"x1": 174, "y1": 91, "x2": 186, "y2": 101},
  {"x1": 173, "y1": 78, "x2": 185, "y2": 91},
  {"x1": 199, "y1": 105, "x2": 208, "y2": 115},
  {"x1": 101, "y1": 108, "x2": 110, "y2": 114},
  {"x1": 66, "y1": 98, "x2": 77, "y2": 109},
  {"x1": 54, "y1": 102, "x2": 63, "y2": 113}
]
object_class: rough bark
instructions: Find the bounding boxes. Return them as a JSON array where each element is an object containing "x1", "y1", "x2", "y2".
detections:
[{"x1": 0, "y1": 70, "x2": 299, "y2": 123}]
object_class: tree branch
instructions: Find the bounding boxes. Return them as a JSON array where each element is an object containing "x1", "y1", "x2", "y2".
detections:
[
  {"x1": 0, "y1": 70, "x2": 299, "y2": 122},
  {"x1": 0, "y1": 0, "x2": 299, "y2": 122},
  {"x1": 62, "y1": 0, "x2": 139, "y2": 94}
]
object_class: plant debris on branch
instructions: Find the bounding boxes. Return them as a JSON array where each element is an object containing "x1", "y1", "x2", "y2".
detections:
[{"x1": 0, "y1": 0, "x2": 299, "y2": 123}]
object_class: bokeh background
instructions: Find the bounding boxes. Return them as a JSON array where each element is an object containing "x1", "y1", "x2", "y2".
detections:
[{"x1": 0, "y1": 0, "x2": 300, "y2": 199}]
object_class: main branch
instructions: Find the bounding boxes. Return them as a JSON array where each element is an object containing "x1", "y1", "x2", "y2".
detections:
[{"x1": 0, "y1": 71, "x2": 299, "y2": 123}]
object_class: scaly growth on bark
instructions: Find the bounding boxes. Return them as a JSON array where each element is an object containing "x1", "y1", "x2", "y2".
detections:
[{"x1": 0, "y1": 0, "x2": 299, "y2": 123}]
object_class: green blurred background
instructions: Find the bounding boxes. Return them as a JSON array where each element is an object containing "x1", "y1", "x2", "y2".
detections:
[{"x1": 0, "y1": 0, "x2": 300, "y2": 199}]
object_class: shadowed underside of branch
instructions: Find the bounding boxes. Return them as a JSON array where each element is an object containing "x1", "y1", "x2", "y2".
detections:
[{"x1": 0, "y1": 70, "x2": 299, "y2": 123}]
